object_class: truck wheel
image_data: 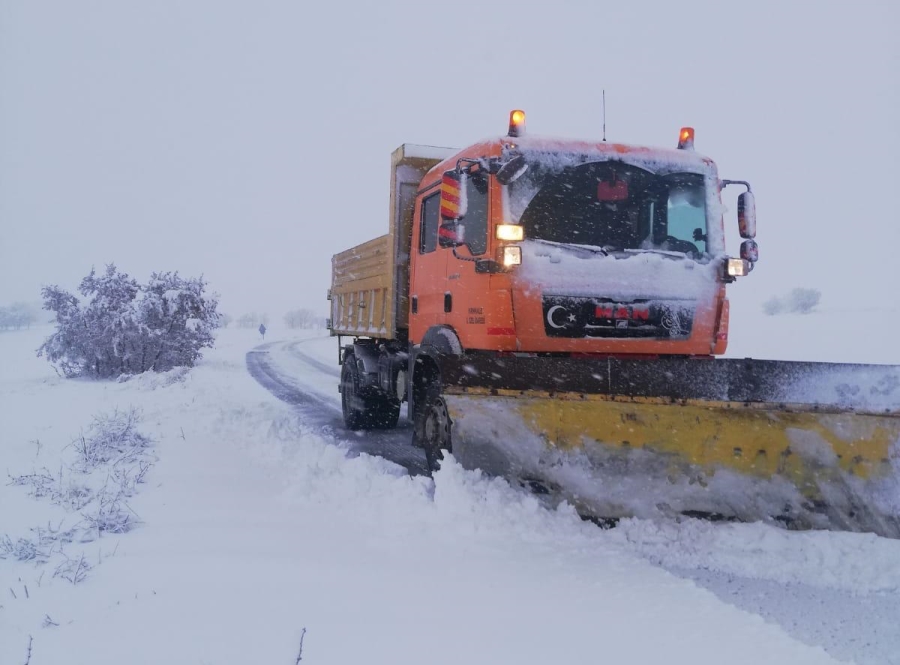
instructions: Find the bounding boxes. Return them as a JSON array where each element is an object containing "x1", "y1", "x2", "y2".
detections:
[
  {"x1": 341, "y1": 355, "x2": 368, "y2": 430},
  {"x1": 374, "y1": 398, "x2": 401, "y2": 429},
  {"x1": 341, "y1": 353, "x2": 401, "y2": 430},
  {"x1": 415, "y1": 393, "x2": 452, "y2": 473}
]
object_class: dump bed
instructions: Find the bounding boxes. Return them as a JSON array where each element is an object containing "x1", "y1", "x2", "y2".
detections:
[{"x1": 329, "y1": 144, "x2": 454, "y2": 339}]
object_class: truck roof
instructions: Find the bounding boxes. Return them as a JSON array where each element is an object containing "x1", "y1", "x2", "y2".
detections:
[{"x1": 424, "y1": 135, "x2": 717, "y2": 183}]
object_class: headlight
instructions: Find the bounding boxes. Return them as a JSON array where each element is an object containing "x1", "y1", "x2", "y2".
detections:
[{"x1": 496, "y1": 224, "x2": 524, "y2": 241}]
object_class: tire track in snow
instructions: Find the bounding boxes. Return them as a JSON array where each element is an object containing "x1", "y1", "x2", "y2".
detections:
[
  {"x1": 281, "y1": 340, "x2": 342, "y2": 379},
  {"x1": 246, "y1": 339, "x2": 429, "y2": 477}
]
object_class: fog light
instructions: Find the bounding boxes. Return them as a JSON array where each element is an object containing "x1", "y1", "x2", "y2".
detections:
[
  {"x1": 502, "y1": 245, "x2": 522, "y2": 267},
  {"x1": 726, "y1": 258, "x2": 750, "y2": 277}
]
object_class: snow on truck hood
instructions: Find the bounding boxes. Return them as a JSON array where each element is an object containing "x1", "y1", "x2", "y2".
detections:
[{"x1": 516, "y1": 239, "x2": 721, "y2": 302}]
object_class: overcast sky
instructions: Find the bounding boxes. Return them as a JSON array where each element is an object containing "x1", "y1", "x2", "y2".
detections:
[{"x1": 1, "y1": 1, "x2": 897, "y2": 329}]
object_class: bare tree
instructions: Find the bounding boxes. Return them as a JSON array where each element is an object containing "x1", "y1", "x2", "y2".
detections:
[
  {"x1": 237, "y1": 312, "x2": 268, "y2": 329},
  {"x1": 284, "y1": 308, "x2": 321, "y2": 329}
]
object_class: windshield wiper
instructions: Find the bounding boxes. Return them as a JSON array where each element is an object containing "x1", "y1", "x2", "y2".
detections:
[{"x1": 531, "y1": 238, "x2": 609, "y2": 257}]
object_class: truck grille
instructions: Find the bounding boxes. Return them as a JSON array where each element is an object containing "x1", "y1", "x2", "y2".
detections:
[{"x1": 541, "y1": 295, "x2": 694, "y2": 339}]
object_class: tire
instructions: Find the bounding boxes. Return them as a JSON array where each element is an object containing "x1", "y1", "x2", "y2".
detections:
[
  {"x1": 341, "y1": 353, "x2": 401, "y2": 430},
  {"x1": 414, "y1": 388, "x2": 452, "y2": 473},
  {"x1": 341, "y1": 355, "x2": 367, "y2": 430},
  {"x1": 372, "y1": 397, "x2": 401, "y2": 430}
]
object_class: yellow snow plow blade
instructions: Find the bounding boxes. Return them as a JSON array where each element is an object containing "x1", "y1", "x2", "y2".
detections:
[{"x1": 439, "y1": 356, "x2": 900, "y2": 537}]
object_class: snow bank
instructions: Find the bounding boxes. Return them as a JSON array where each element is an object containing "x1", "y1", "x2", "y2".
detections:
[{"x1": 613, "y1": 517, "x2": 900, "y2": 594}]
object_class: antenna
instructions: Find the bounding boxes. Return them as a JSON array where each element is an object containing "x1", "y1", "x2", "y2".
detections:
[{"x1": 602, "y1": 90, "x2": 607, "y2": 142}]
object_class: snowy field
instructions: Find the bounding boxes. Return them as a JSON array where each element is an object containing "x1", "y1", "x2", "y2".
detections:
[{"x1": 2, "y1": 311, "x2": 900, "y2": 664}]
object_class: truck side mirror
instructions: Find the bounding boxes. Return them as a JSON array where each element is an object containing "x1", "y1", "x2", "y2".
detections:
[
  {"x1": 738, "y1": 191, "x2": 756, "y2": 239},
  {"x1": 440, "y1": 171, "x2": 467, "y2": 220},
  {"x1": 740, "y1": 239, "x2": 759, "y2": 263},
  {"x1": 439, "y1": 221, "x2": 465, "y2": 248}
]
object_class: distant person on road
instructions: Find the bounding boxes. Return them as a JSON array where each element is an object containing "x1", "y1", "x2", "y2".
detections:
[{"x1": 259, "y1": 323, "x2": 267, "y2": 340}]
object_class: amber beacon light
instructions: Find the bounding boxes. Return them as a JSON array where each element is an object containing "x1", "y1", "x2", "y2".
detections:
[
  {"x1": 677, "y1": 126, "x2": 695, "y2": 150},
  {"x1": 508, "y1": 109, "x2": 526, "y2": 137}
]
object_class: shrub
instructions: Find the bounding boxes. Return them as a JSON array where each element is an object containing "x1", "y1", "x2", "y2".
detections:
[
  {"x1": 38, "y1": 264, "x2": 219, "y2": 378},
  {"x1": 72, "y1": 408, "x2": 151, "y2": 471},
  {"x1": 785, "y1": 288, "x2": 821, "y2": 314},
  {"x1": 762, "y1": 287, "x2": 821, "y2": 316},
  {"x1": 762, "y1": 297, "x2": 784, "y2": 316}
]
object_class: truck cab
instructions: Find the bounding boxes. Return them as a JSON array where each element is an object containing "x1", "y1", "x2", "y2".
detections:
[{"x1": 409, "y1": 112, "x2": 758, "y2": 358}]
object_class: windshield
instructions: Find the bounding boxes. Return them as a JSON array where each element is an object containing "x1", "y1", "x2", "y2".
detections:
[{"x1": 507, "y1": 157, "x2": 708, "y2": 258}]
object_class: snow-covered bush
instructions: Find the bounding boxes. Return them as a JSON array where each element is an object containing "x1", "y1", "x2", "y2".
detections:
[
  {"x1": 2, "y1": 408, "x2": 154, "y2": 580},
  {"x1": 72, "y1": 408, "x2": 151, "y2": 472},
  {"x1": 81, "y1": 495, "x2": 138, "y2": 535},
  {"x1": 788, "y1": 288, "x2": 822, "y2": 313},
  {"x1": 762, "y1": 297, "x2": 784, "y2": 316},
  {"x1": 0, "y1": 535, "x2": 45, "y2": 562},
  {"x1": 8, "y1": 470, "x2": 57, "y2": 498},
  {"x1": 762, "y1": 288, "x2": 822, "y2": 316},
  {"x1": 54, "y1": 554, "x2": 91, "y2": 585},
  {"x1": 38, "y1": 264, "x2": 219, "y2": 378}
]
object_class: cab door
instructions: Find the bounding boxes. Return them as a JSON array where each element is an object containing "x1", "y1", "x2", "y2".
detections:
[
  {"x1": 409, "y1": 189, "x2": 448, "y2": 343},
  {"x1": 444, "y1": 170, "x2": 490, "y2": 342}
]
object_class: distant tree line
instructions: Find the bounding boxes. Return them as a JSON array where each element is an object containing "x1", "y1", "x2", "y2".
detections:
[
  {"x1": 38, "y1": 264, "x2": 220, "y2": 378},
  {"x1": 0, "y1": 302, "x2": 40, "y2": 330},
  {"x1": 236, "y1": 312, "x2": 269, "y2": 329},
  {"x1": 218, "y1": 309, "x2": 323, "y2": 331},
  {"x1": 283, "y1": 308, "x2": 323, "y2": 329}
]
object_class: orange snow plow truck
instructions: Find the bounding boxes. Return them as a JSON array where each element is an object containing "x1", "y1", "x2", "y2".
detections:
[{"x1": 328, "y1": 111, "x2": 900, "y2": 537}]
